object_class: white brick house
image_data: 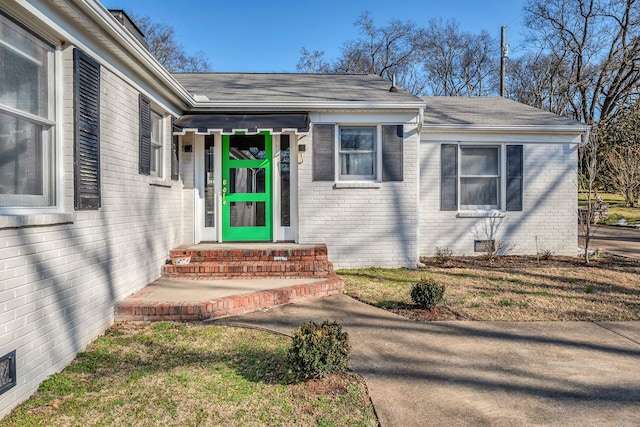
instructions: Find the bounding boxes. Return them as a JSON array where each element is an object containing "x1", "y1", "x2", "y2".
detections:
[{"x1": 0, "y1": 0, "x2": 586, "y2": 418}]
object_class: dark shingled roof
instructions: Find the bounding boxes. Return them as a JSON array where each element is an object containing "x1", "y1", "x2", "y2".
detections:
[
  {"x1": 422, "y1": 96, "x2": 585, "y2": 128},
  {"x1": 173, "y1": 73, "x2": 423, "y2": 105}
]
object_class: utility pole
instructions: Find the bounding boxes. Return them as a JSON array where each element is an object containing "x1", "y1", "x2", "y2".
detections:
[{"x1": 500, "y1": 26, "x2": 508, "y2": 97}]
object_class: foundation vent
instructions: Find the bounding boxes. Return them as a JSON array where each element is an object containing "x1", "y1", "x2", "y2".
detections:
[
  {"x1": 0, "y1": 351, "x2": 17, "y2": 395},
  {"x1": 474, "y1": 240, "x2": 495, "y2": 253}
]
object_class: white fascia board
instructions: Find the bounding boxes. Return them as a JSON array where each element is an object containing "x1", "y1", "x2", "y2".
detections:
[
  {"x1": 421, "y1": 124, "x2": 588, "y2": 135},
  {"x1": 191, "y1": 101, "x2": 427, "y2": 110},
  {"x1": 69, "y1": 0, "x2": 195, "y2": 106}
]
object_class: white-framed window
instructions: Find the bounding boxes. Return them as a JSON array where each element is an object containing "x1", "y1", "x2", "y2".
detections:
[
  {"x1": 460, "y1": 146, "x2": 500, "y2": 210},
  {"x1": 150, "y1": 110, "x2": 163, "y2": 177},
  {"x1": 338, "y1": 126, "x2": 377, "y2": 180},
  {"x1": 0, "y1": 13, "x2": 55, "y2": 208},
  {"x1": 441, "y1": 143, "x2": 523, "y2": 212}
]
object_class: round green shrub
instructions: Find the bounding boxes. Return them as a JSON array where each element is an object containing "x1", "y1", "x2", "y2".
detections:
[
  {"x1": 287, "y1": 320, "x2": 351, "y2": 379},
  {"x1": 410, "y1": 279, "x2": 445, "y2": 310}
]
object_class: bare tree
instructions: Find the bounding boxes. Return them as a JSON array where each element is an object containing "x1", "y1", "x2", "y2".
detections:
[
  {"x1": 132, "y1": 14, "x2": 211, "y2": 72},
  {"x1": 297, "y1": 14, "x2": 498, "y2": 96},
  {"x1": 600, "y1": 103, "x2": 640, "y2": 207},
  {"x1": 422, "y1": 19, "x2": 498, "y2": 96},
  {"x1": 579, "y1": 126, "x2": 601, "y2": 263},
  {"x1": 523, "y1": 0, "x2": 640, "y2": 123},
  {"x1": 296, "y1": 48, "x2": 331, "y2": 73},
  {"x1": 333, "y1": 12, "x2": 427, "y2": 94},
  {"x1": 507, "y1": 52, "x2": 574, "y2": 115}
]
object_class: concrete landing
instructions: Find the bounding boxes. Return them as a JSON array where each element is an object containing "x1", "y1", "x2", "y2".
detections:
[{"x1": 114, "y1": 276, "x2": 344, "y2": 322}]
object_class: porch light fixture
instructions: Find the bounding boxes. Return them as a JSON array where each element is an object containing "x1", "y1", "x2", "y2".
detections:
[{"x1": 298, "y1": 144, "x2": 306, "y2": 164}]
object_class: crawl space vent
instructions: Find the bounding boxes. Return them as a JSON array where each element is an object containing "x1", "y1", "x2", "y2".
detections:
[
  {"x1": 0, "y1": 351, "x2": 17, "y2": 395},
  {"x1": 474, "y1": 240, "x2": 495, "y2": 253}
]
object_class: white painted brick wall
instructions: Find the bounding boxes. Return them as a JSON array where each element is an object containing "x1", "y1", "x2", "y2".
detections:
[
  {"x1": 419, "y1": 139, "x2": 578, "y2": 257},
  {"x1": 0, "y1": 47, "x2": 185, "y2": 418},
  {"x1": 298, "y1": 122, "x2": 419, "y2": 269}
]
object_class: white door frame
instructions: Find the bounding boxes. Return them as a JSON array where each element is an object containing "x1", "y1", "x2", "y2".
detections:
[
  {"x1": 193, "y1": 131, "x2": 298, "y2": 243},
  {"x1": 273, "y1": 132, "x2": 298, "y2": 242},
  {"x1": 194, "y1": 133, "x2": 221, "y2": 242}
]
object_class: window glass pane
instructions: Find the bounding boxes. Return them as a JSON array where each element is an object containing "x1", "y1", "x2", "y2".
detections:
[
  {"x1": 204, "y1": 138, "x2": 215, "y2": 227},
  {"x1": 460, "y1": 177, "x2": 499, "y2": 207},
  {"x1": 150, "y1": 111, "x2": 162, "y2": 144},
  {"x1": 0, "y1": 113, "x2": 47, "y2": 198},
  {"x1": 150, "y1": 145, "x2": 162, "y2": 175},
  {"x1": 0, "y1": 15, "x2": 49, "y2": 118},
  {"x1": 229, "y1": 202, "x2": 266, "y2": 227},
  {"x1": 280, "y1": 135, "x2": 290, "y2": 226},
  {"x1": 229, "y1": 134, "x2": 265, "y2": 160},
  {"x1": 229, "y1": 168, "x2": 265, "y2": 194},
  {"x1": 340, "y1": 153, "x2": 374, "y2": 176},
  {"x1": 340, "y1": 127, "x2": 375, "y2": 151},
  {"x1": 461, "y1": 147, "x2": 499, "y2": 176},
  {"x1": 150, "y1": 112, "x2": 162, "y2": 176}
]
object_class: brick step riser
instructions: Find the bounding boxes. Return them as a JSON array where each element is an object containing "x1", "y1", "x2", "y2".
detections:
[
  {"x1": 115, "y1": 277, "x2": 345, "y2": 322},
  {"x1": 170, "y1": 249, "x2": 328, "y2": 263},
  {"x1": 188, "y1": 256, "x2": 329, "y2": 263},
  {"x1": 163, "y1": 262, "x2": 334, "y2": 277},
  {"x1": 163, "y1": 272, "x2": 332, "y2": 279}
]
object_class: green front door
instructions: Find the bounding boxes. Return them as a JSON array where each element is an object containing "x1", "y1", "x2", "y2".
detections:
[{"x1": 221, "y1": 132, "x2": 272, "y2": 241}]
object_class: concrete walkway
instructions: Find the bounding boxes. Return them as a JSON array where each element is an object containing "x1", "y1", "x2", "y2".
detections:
[
  {"x1": 580, "y1": 225, "x2": 640, "y2": 259},
  {"x1": 134, "y1": 277, "x2": 326, "y2": 302},
  {"x1": 214, "y1": 295, "x2": 640, "y2": 427}
]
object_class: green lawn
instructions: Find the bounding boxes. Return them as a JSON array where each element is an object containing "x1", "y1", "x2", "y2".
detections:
[
  {"x1": 340, "y1": 255, "x2": 640, "y2": 321},
  {"x1": 579, "y1": 192, "x2": 640, "y2": 225},
  {"x1": 1, "y1": 323, "x2": 376, "y2": 427}
]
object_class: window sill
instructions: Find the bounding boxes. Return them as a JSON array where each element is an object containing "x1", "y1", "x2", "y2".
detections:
[
  {"x1": 149, "y1": 179, "x2": 172, "y2": 188},
  {"x1": 0, "y1": 212, "x2": 76, "y2": 230},
  {"x1": 333, "y1": 182, "x2": 382, "y2": 189},
  {"x1": 456, "y1": 211, "x2": 506, "y2": 218}
]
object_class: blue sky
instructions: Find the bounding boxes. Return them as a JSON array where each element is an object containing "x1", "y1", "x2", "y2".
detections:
[{"x1": 100, "y1": 0, "x2": 528, "y2": 72}]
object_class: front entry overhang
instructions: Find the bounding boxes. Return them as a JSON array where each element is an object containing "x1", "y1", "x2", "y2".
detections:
[{"x1": 173, "y1": 112, "x2": 309, "y2": 135}]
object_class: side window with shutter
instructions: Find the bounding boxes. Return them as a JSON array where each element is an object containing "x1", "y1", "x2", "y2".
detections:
[
  {"x1": 382, "y1": 125, "x2": 403, "y2": 182},
  {"x1": 506, "y1": 145, "x2": 523, "y2": 211},
  {"x1": 441, "y1": 144, "x2": 458, "y2": 211},
  {"x1": 313, "y1": 124, "x2": 335, "y2": 181},
  {"x1": 73, "y1": 49, "x2": 101, "y2": 210},
  {"x1": 139, "y1": 95, "x2": 151, "y2": 175}
]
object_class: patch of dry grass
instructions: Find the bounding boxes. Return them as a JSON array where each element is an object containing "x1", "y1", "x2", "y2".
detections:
[
  {"x1": 341, "y1": 255, "x2": 640, "y2": 321},
  {"x1": 0, "y1": 323, "x2": 376, "y2": 427}
]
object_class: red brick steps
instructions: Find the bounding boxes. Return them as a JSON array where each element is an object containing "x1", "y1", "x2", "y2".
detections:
[
  {"x1": 115, "y1": 243, "x2": 343, "y2": 322},
  {"x1": 163, "y1": 244, "x2": 334, "y2": 279},
  {"x1": 163, "y1": 260, "x2": 333, "y2": 278}
]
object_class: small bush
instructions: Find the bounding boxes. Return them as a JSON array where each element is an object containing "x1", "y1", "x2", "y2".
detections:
[
  {"x1": 287, "y1": 320, "x2": 350, "y2": 380},
  {"x1": 410, "y1": 279, "x2": 445, "y2": 310},
  {"x1": 434, "y1": 247, "x2": 453, "y2": 264}
]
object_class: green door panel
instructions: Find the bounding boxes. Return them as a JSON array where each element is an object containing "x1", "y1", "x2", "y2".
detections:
[{"x1": 221, "y1": 132, "x2": 272, "y2": 241}]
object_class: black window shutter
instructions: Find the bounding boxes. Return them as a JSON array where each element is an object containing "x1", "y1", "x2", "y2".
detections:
[
  {"x1": 506, "y1": 145, "x2": 523, "y2": 211},
  {"x1": 313, "y1": 124, "x2": 335, "y2": 181},
  {"x1": 139, "y1": 95, "x2": 151, "y2": 175},
  {"x1": 73, "y1": 49, "x2": 101, "y2": 211},
  {"x1": 441, "y1": 144, "x2": 458, "y2": 211},
  {"x1": 382, "y1": 125, "x2": 404, "y2": 182},
  {"x1": 171, "y1": 117, "x2": 179, "y2": 181}
]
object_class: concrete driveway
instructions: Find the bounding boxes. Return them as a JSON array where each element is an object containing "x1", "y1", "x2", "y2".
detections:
[
  {"x1": 580, "y1": 225, "x2": 640, "y2": 259},
  {"x1": 215, "y1": 295, "x2": 640, "y2": 427}
]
